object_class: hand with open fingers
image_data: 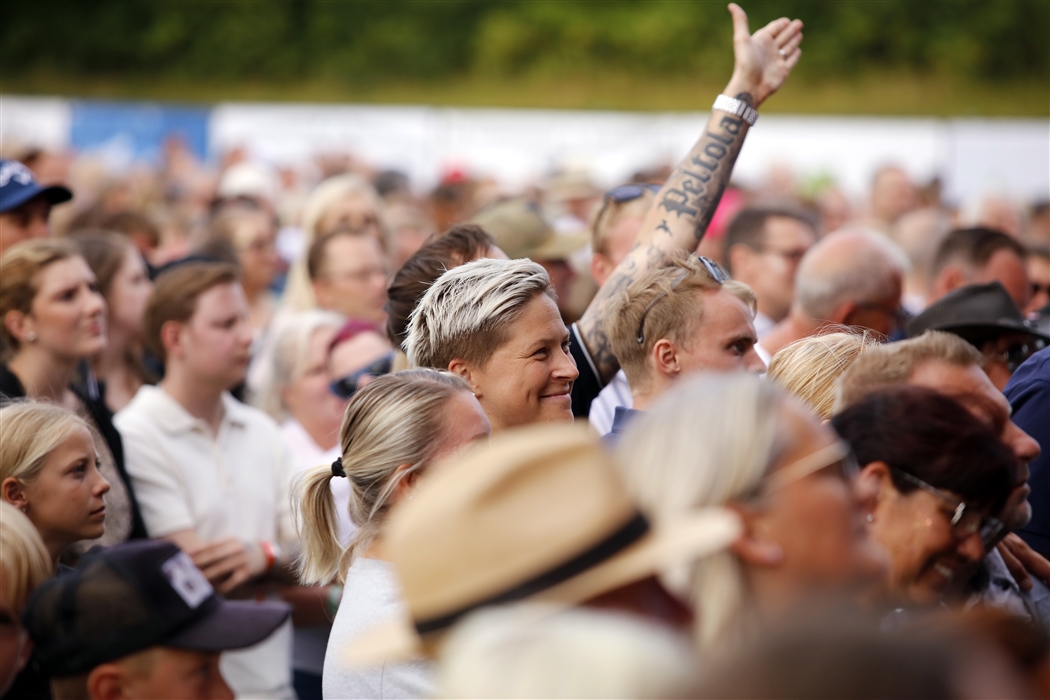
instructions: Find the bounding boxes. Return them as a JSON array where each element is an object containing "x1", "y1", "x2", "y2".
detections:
[
  {"x1": 725, "y1": 3, "x2": 803, "y2": 107},
  {"x1": 190, "y1": 537, "x2": 268, "y2": 594},
  {"x1": 998, "y1": 533, "x2": 1050, "y2": 592}
]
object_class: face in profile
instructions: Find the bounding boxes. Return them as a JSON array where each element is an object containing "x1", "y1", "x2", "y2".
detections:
[
  {"x1": 747, "y1": 400, "x2": 886, "y2": 594},
  {"x1": 281, "y1": 326, "x2": 347, "y2": 436},
  {"x1": 19, "y1": 256, "x2": 107, "y2": 361},
  {"x1": 2, "y1": 426, "x2": 110, "y2": 555},
  {"x1": 174, "y1": 283, "x2": 253, "y2": 389},
  {"x1": 455, "y1": 294, "x2": 579, "y2": 431},
  {"x1": 107, "y1": 245, "x2": 153, "y2": 340},
  {"x1": 675, "y1": 289, "x2": 765, "y2": 376}
]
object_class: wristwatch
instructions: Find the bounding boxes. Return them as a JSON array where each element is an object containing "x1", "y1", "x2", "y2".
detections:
[{"x1": 712, "y1": 94, "x2": 758, "y2": 126}]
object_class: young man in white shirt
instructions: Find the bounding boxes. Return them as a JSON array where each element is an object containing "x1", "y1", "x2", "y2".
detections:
[{"x1": 116, "y1": 262, "x2": 300, "y2": 699}]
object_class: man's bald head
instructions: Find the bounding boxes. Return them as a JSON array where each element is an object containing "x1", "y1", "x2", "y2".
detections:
[{"x1": 794, "y1": 229, "x2": 908, "y2": 323}]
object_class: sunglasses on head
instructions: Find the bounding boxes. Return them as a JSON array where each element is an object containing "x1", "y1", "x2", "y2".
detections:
[
  {"x1": 594, "y1": 183, "x2": 662, "y2": 230},
  {"x1": 635, "y1": 256, "x2": 729, "y2": 345},
  {"x1": 329, "y1": 352, "x2": 395, "y2": 400}
]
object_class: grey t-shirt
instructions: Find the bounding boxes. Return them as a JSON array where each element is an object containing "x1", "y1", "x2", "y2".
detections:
[{"x1": 323, "y1": 558, "x2": 434, "y2": 699}]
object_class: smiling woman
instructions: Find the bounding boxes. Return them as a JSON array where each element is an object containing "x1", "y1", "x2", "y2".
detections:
[
  {"x1": 831, "y1": 385, "x2": 1017, "y2": 607},
  {"x1": 404, "y1": 258, "x2": 579, "y2": 431}
]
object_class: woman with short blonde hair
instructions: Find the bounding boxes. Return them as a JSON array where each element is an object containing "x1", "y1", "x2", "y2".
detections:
[
  {"x1": 767, "y1": 330, "x2": 879, "y2": 419},
  {"x1": 296, "y1": 369, "x2": 491, "y2": 699}
]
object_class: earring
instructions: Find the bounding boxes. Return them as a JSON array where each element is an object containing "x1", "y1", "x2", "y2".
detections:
[
  {"x1": 26, "y1": 331, "x2": 37, "y2": 342},
  {"x1": 865, "y1": 513, "x2": 874, "y2": 523}
]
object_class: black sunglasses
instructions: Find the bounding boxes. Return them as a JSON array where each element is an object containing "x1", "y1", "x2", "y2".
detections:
[
  {"x1": 329, "y1": 352, "x2": 395, "y2": 400},
  {"x1": 635, "y1": 256, "x2": 728, "y2": 345},
  {"x1": 594, "y1": 183, "x2": 662, "y2": 229},
  {"x1": 990, "y1": 338, "x2": 1047, "y2": 373}
]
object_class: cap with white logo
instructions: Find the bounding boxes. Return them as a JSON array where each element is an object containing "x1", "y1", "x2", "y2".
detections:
[
  {"x1": 0, "y1": 159, "x2": 72, "y2": 213},
  {"x1": 21, "y1": 540, "x2": 289, "y2": 677}
]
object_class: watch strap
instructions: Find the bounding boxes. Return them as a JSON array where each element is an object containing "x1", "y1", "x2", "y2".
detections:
[{"x1": 712, "y1": 94, "x2": 758, "y2": 126}]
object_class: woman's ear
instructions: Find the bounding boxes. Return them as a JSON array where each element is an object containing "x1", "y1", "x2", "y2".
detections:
[
  {"x1": 726, "y1": 501, "x2": 784, "y2": 568},
  {"x1": 4, "y1": 309, "x2": 33, "y2": 345},
  {"x1": 390, "y1": 463, "x2": 419, "y2": 506},
  {"x1": 1, "y1": 477, "x2": 28, "y2": 511},
  {"x1": 447, "y1": 359, "x2": 480, "y2": 396}
]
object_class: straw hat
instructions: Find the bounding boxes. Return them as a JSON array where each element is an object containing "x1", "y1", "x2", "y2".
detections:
[{"x1": 347, "y1": 423, "x2": 741, "y2": 665}]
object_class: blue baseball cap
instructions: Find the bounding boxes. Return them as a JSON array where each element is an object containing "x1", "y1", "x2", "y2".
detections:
[{"x1": 0, "y1": 159, "x2": 73, "y2": 214}]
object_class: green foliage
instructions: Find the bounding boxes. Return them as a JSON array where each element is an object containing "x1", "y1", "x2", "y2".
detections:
[{"x1": 2, "y1": 0, "x2": 1047, "y2": 91}]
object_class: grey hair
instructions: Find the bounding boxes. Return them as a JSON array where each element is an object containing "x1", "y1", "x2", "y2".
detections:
[
  {"x1": 404, "y1": 257, "x2": 554, "y2": 370},
  {"x1": 250, "y1": 310, "x2": 346, "y2": 421},
  {"x1": 795, "y1": 229, "x2": 910, "y2": 321},
  {"x1": 614, "y1": 373, "x2": 795, "y2": 652}
]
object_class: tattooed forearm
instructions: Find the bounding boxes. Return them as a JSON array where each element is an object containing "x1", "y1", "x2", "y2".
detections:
[{"x1": 576, "y1": 97, "x2": 753, "y2": 383}]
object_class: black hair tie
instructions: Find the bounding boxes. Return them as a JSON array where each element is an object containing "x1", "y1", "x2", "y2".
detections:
[{"x1": 331, "y1": 457, "x2": 347, "y2": 478}]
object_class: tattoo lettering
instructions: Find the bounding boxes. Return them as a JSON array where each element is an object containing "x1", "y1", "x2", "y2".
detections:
[{"x1": 659, "y1": 188, "x2": 699, "y2": 218}]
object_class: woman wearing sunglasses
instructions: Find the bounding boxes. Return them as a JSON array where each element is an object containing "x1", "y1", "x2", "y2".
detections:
[
  {"x1": 615, "y1": 373, "x2": 886, "y2": 653},
  {"x1": 832, "y1": 385, "x2": 1017, "y2": 607}
]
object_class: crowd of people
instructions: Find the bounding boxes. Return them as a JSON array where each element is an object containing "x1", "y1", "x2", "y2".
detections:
[{"x1": 1, "y1": 5, "x2": 1049, "y2": 699}]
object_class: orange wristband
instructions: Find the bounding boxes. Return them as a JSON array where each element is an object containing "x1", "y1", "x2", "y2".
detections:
[{"x1": 260, "y1": 541, "x2": 276, "y2": 572}]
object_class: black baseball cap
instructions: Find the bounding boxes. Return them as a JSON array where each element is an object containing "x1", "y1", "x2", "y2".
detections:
[
  {"x1": 22, "y1": 540, "x2": 290, "y2": 677},
  {"x1": 0, "y1": 159, "x2": 72, "y2": 213},
  {"x1": 907, "y1": 281, "x2": 1050, "y2": 346}
]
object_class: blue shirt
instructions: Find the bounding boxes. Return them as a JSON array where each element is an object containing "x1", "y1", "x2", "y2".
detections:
[{"x1": 1003, "y1": 346, "x2": 1050, "y2": 555}]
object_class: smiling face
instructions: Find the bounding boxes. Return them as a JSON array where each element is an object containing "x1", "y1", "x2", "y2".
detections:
[
  {"x1": 12, "y1": 426, "x2": 110, "y2": 557},
  {"x1": 755, "y1": 401, "x2": 886, "y2": 593},
  {"x1": 867, "y1": 466, "x2": 987, "y2": 605},
  {"x1": 458, "y1": 293, "x2": 579, "y2": 431},
  {"x1": 16, "y1": 256, "x2": 107, "y2": 361}
]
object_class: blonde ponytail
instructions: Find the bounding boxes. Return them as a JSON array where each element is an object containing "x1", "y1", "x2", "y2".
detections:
[{"x1": 295, "y1": 369, "x2": 471, "y2": 585}]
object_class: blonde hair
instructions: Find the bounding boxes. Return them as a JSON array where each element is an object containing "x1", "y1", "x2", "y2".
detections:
[
  {"x1": 0, "y1": 238, "x2": 81, "y2": 356},
  {"x1": 615, "y1": 373, "x2": 793, "y2": 652},
  {"x1": 404, "y1": 258, "x2": 554, "y2": 370},
  {"x1": 295, "y1": 369, "x2": 473, "y2": 584},
  {"x1": 438, "y1": 604, "x2": 697, "y2": 699},
  {"x1": 834, "y1": 330, "x2": 982, "y2": 412},
  {"x1": 283, "y1": 174, "x2": 384, "y2": 313},
  {"x1": 590, "y1": 189, "x2": 654, "y2": 256},
  {"x1": 608, "y1": 251, "x2": 756, "y2": 391},
  {"x1": 0, "y1": 501, "x2": 52, "y2": 610},
  {"x1": 767, "y1": 330, "x2": 880, "y2": 419},
  {"x1": 251, "y1": 310, "x2": 345, "y2": 421},
  {"x1": 0, "y1": 401, "x2": 92, "y2": 488}
]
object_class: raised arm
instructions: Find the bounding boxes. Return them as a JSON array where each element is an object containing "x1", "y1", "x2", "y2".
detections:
[{"x1": 577, "y1": 3, "x2": 803, "y2": 382}]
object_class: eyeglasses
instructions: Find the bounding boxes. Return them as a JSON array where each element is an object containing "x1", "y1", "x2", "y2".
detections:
[
  {"x1": 329, "y1": 352, "x2": 395, "y2": 400},
  {"x1": 635, "y1": 256, "x2": 728, "y2": 345},
  {"x1": 764, "y1": 441, "x2": 858, "y2": 494},
  {"x1": 890, "y1": 468, "x2": 1004, "y2": 548},
  {"x1": 987, "y1": 338, "x2": 1047, "y2": 373}
]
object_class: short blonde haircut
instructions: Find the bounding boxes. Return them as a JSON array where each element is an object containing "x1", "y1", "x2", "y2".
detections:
[
  {"x1": 0, "y1": 238, "x2": 81, "y2": 356},
  {"x1": 0, "y1": 401, "x2": 92, "y2": 488},
  {"x1": 834, "y1": 330, "x2": 982, "y2": 412},
  {"x1": 768, "y1": 330, "x2": 881, "y2": 419},
  {"x1": 608, "y1": 251, "x2": 756, "y2": 391},
  {"x1": 295, "y1": 369, "x2": 473, "y2": 585},
  {"x1": 0, "y1": 501, "x2": 52, "y2": 611},
  {"x1": 404, "y1": 258, "x2": 555, "y2": 370},
  {"x1": 615, "y1": 373, "x2": 794, "y2": 652},
  {"x1": 251, "y1": 310, "x2": 345, "y2": 421}
]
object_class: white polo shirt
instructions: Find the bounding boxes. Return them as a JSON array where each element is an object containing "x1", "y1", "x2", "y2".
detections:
[{"x1": 116, "y1": 385, "x2": 298, "y2": 699}]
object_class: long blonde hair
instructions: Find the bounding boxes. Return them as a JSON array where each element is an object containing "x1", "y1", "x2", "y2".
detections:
[
  {"x1": 767, "y1": 330, "x2": 880, "y2": 419},
  {"x1": 614, "y1": 373, "x2": 793, "y2": 652},
  {"x1": 0, "y1": 401, "x2": 92, "y2": 487},
  {"x1": 0, "y1": 501, "x2": 52, "y2": 607},
  {"x1": 295, "y1": 369, "x2": 472, "y2": 585}
]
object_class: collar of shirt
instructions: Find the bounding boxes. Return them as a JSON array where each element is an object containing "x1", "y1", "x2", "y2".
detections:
[{"x1": 135, "y1": 385, "x2": 249, "y2": 436}]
